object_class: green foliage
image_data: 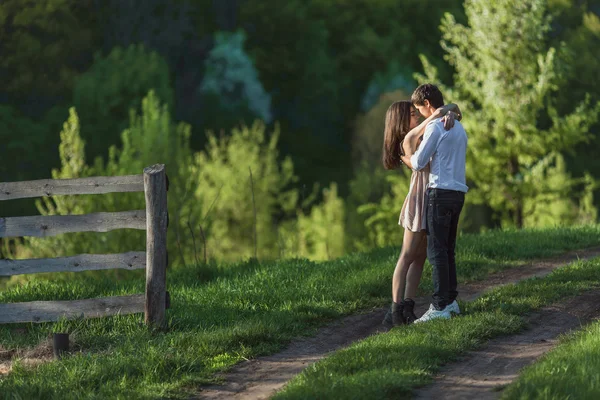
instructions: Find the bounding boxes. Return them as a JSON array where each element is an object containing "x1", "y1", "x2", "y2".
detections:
[
  {"x1": 16, "y1": 92, "x2": 192, "y2": 263},
  {"x1": 241, "y1": 0, "x2": 464, "y2": 189},
  {"x1": 345, "y1": 165, "x2": 394, "y2": 252},
  {"x1": 357, "y1": 173, "x2": 411, "y2": 249},
  {"x1": 92, "y1": 0, "x2": 196, "y2": 66},
  {"x1": 239, "y1": 2, "x2": 339, "y2": 129},
  {"x1": 97, "y1": 91, "x2": 193, "y2": 262},
  {"x1": 10, "y1": 91, "x2": 303, "y2": 264},
  {"x1": 549, "y1": 1, "x2": 600, "y2": 107},
  {"x1": 16, "y1": 107, "x2": 93, "y2": 259},
  {"x1": 419, "y1": 0, "x2": 600, "y2": 228},
  {"x1": 190, "y1": 122, "x2": 299, "y2": 261},
  {"x1": 308, "y1": 0, "x2": 463, "y2": 116},
  {"x1": 239, "y1": 1, "x2": 346, "y2": 187},
  {"x1": 360, "y1": 62, "x2": 416, "y2": 113},
  {"x1": 0, "y1": 0, "x2": 95, "y2": 97},
  {"x1": 295, "y1": 183, "x2": 345, "y2": 261},
  {"x1": 0, "y1": 106, "x2": 58, "y2": 182},
  {"x1": 550, "y1": 2, "x2": 600, "y2": 210},
  {"x1": 199, "y1": 30, "x2": 272, "y2": 132},
  {"x1": 73, "y1": 44, "x2": 174, "y2": 162},
  {"x1": 523, "y1": 153, "x2": 598, "y2": 227},
  {"x1": 0, "y1": 104, "x2": 71, "y2": 238}
]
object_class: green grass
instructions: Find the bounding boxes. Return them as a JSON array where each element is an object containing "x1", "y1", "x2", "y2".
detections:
[
  {"x1": 275, "y1": 255, "x2": 600, "y2": 399},
  {"x1": 501, "y1": 320, "x2": 600, "y2": 400},
  {"x1": 0, "y1": 225, "x2": 599, "y2": 399}
]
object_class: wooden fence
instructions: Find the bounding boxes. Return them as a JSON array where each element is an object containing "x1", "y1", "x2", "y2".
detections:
[{"x1": 0, "y1": 164, "x2": 168, "y2": 328}]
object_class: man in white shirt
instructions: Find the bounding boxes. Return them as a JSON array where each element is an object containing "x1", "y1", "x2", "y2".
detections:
[{"x1": 401, "y1": 83, "x2": 468, "y2": 323}]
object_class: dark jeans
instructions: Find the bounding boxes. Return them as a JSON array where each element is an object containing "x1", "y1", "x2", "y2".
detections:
[{"x1": 426, "y1": 188, "x2": 465, "y2": 310}]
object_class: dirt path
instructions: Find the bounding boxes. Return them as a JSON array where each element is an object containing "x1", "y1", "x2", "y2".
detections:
[
  {"x1": 194, "y1": 247, "x2": 600, "y2": 400},
  {"x1": 0, "y1": 336, "x2": 54, "y2": 375},
  {"x1": 414, "y1": 289, "x2": 600, "y2": 400}
]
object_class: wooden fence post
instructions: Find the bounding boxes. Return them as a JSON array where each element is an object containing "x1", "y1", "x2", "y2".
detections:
[{"x1": 144, "y1": 164, "x2": 168, "y2": 328}]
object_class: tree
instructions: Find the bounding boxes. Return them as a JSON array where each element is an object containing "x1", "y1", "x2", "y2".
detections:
[
  {"x1": 0, "y1": 0, "x2": 95, "y2": 99},
  {"x1": 420, "y1": 0, "x2": 600, "y2": 228},
  {"x1": 295, "y1": 183, "x2": 345, "y2": 260},
  {"x1": 17, "y1": 92, "x2": 193, "y2": 264},
  {"x1": 308, "y1": 0, "x2": 464, "y2": 123},
  {"x1": 198, "y1": 30, "x2": 272, "y2": 135},
  {"x1": 91, "y1": 0, "x2": 197, "y2": 66},
  {"x1": 356, "y1": 174, "x2": 410, "y2": 249},
  {"x1": 190, "y1": 121, "x2": 299, "y2": 261},
  {"x1": 238, "y1": 1, "x2": 346, "y2": 188},
  {"x1": 16, "y1": 107, "x2": 94, "y2": 260},
  {"x1": 73, "y1": 44, "x2": 174, "y2": 162},
  {"x1": 548, "y1": 1, "x2": 600, "y2": 211}
]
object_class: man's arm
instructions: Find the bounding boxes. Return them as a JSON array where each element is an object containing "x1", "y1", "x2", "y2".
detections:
[
  {"x1": 402, "y1": 104, "x2": 461, "y2": 156},
  {"x1": 405, "y1": 123, "x2": 442, "y2": 171}
]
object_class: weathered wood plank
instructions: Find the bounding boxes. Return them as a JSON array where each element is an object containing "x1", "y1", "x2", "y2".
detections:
[
  {"x1": 0, "y1": 175, "x2": 144, "y2": 201},
  {"x1": 144, "y1": 164, "x2": 168, "y2": 328},
  {"x1": 0, "y1": 295, "x2": 145, "y2": 324},
  {"x1": 0, "y1": 210, "x2": 146, "y2": 238},
  {"x1": 0, "y1": 252, "x2": 146, "y2": 276}
]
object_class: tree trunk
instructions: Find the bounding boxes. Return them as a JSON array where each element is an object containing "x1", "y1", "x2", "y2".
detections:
[
  {"x1": 515, "y1": 199, "x2": 524, "y2": 229},
  {"x1": 508, "y1": 156, "x2": 524, "y2": 228}
]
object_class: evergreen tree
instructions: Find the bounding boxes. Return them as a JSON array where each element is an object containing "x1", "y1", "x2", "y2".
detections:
[{"x1": 198, "y1": 30, "x2": 272, "y2": 134}]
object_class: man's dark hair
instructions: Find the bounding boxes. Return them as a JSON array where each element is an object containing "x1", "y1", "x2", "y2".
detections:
[{"x1": 411, "y1": 83, "x2": 444, "y2": 108}]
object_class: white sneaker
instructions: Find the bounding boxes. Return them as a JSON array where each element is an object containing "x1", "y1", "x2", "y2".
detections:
[
  {"x1": 414, "y1": 304, "x2": 451, "y2": 324},
  {"x1": 447, "y1": 300, "x2": 461, "y2": 315}
]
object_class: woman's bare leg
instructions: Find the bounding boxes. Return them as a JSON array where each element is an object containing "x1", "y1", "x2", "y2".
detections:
[
  {"x1": 404, "y1": 235, "x2": 427, "y2": 299},
  {"x1": 392, "y1": 229, "x2": 427, "y2": 303}
]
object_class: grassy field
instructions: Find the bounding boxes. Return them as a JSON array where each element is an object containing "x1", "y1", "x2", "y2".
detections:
[
  {"x1": 501, "y1": 320, "x2": 600, "y2": 399},
  {"x1": 275, "y1": 253, "x2": 600, "y2": 399},
  {"x1": 0, "y1": 225, "x2": 600, "y2": 399}
]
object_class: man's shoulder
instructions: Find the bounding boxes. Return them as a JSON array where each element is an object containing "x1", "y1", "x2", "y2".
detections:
[
  {"x1": 451, "y1": 120, "x2": 466, "y2": 134},
  {"x1": 425, "y1": 118, "x2": 444, "y2": 133},
  {"x1": 443, "y1": 119, "x2": 466, "y2": 134},
  {"x1": 426, "y1": 118, "x2": 443, "y2": 128}
]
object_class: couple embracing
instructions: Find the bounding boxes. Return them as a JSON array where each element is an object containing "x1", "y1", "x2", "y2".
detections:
[{"x1": 382, "y1": 83, "x2": 468, "y2": 326}]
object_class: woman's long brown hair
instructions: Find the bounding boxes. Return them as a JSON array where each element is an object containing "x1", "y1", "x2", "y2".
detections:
[{"x1": 382, "y1": 100, "x2": 413, "y2": 170}]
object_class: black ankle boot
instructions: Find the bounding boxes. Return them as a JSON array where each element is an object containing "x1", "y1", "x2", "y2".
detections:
[
  {"x1": 402, "y1": 298, "x2": 417, "y2": 324},
  {"x1": 383, "y1": 301, "x2": 405, "y2": 327},
  {"x1": 392, "y1": 301, "x2": 406, "y2": 326}
]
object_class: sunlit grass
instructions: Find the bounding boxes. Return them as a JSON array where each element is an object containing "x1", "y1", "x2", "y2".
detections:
[
  {"x1": 0, "y1": 225, "x2": 599, "y2": 399},
  {"x1": 501, "y1": 320, "x2": 600, "y2": 399},
  {"x1": 275, "y1": 257, "x2": 600, "y2": 399}
]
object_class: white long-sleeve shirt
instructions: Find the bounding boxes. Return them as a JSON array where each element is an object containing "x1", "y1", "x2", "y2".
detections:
[{"x1": 410, "y1": 119, "x2": 468, "y2": 193}]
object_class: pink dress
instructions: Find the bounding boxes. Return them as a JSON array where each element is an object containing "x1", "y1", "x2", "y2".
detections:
[{"x1": 399, "y1": 163, "x2": 429, "y2": 232}]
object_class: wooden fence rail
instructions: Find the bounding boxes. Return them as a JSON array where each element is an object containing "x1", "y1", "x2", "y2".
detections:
[
  {"x1": 0, "y1": 175, "x2": 144, "y2": 200},
  {"x1": 0, "y1": 165, "x2": 168, "y2": 328},
  {"x1": 0, "y1": 210, "x2": 146, "y2": 238}
]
